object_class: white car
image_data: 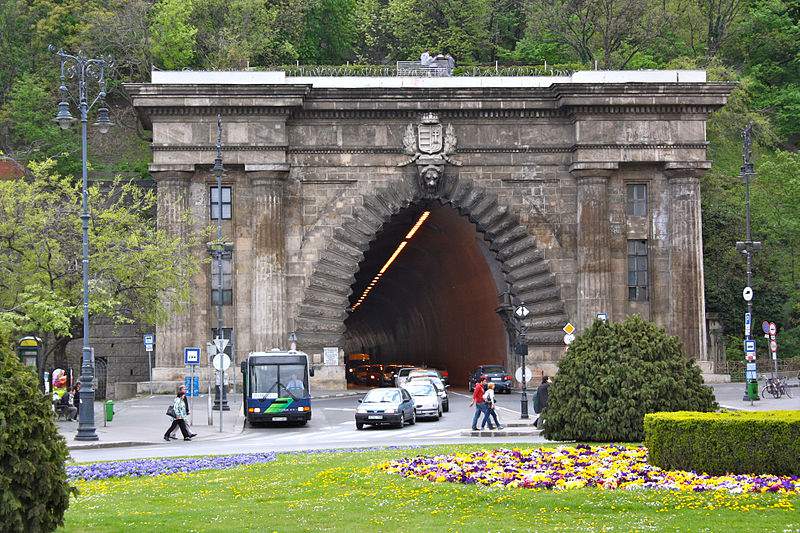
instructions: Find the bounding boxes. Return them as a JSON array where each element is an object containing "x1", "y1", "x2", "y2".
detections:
[
  {"x1": 394, "y1": 367, "x2": 418, "y2": 388},
  {"x1": 402, "y1": 382, "x2": 442, "y2": 420},
  {"x1": 408, "y1": 375, "x2": 449, "y2": 412}
]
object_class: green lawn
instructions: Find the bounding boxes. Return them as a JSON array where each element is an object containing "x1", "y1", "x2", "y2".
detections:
[{"x1": 61, "y1": 444, "x2": 800, "y2": 532}]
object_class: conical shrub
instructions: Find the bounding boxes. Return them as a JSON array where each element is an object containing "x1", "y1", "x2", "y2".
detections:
[
  {"x1": 543, "y1": 315, "x2": 717, "y2": 442},
  {"x1": 0, "y1": 347, "x2": 72, "y2": 531}
]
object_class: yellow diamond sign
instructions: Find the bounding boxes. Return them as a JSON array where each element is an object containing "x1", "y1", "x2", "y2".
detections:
[{"x1": 563, "y1": 322, "x2": 575, "y2": 335}]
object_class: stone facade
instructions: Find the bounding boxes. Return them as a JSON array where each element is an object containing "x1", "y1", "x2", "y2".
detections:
[{"x1": 126, "y1": 70, "x2": 730, "y2": 388}]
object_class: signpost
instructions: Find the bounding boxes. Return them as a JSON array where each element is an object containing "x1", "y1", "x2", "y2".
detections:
[
  {"x1": 212, "y1": 336, "x2": 229, "y2": 432},
  {"x1": 206, "y1": 342, "x2": 216, "y2": 425},
  {"x1": 143, "y1": 334, "x2": 154, "y2": 394},
  {"x1": 184, "y1": 347, "x2": 201, "y2": 425},
  {"x1": 768, "y1": 322, "x2": 778, "y2": 376}
]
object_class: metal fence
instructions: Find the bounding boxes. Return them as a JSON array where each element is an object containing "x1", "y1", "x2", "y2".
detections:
[
  {"x1": 260, "y1": 64, "x2": 576, "y2": 77},
  {"x1": 725, "y1": 358, "x2": 800, "y2": 382}
]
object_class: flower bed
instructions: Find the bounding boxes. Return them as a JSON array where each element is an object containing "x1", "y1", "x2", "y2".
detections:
[
  {"x1": 66, "y1": 452, "x2": 277, "y2": 481},
  {"x1": 382, "y1": 445, "x2": 800, "y2": 494}
]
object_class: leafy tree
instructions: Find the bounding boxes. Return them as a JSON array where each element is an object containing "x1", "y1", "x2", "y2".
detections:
[
  {"x1": 299, "y1": 0, "x2": 358, "y2": 63},
  {"x1": 543, "y1": 315, "x2": 717, "y2": 442},
  {"x1": 149, "y1": 0, "x2": 198, "y2": 70},
  {"x1": 0, "y1": 345, "x2": 73, "y2": 531},
  {"x1": 0, "y1": 160, "x2": 199, "y2": 367}
]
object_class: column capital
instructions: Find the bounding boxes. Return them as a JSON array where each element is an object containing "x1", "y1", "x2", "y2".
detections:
[
  {"x1": 247, "y1": 164, "x2": 290, "y2": 186},
  {"x1": 150, "y1": 169, "x2": 193, "y2": 186},
  {"x1": 663, "y1": 161, "x2": 711, "y2": 180},
  {"x1": 569, "y1": 161, "x2": 618, "y2": 179}
]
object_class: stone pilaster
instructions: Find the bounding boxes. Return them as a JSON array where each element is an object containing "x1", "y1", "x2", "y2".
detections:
[
  {"x1": 571, "y1": 164, "x2": 616, "y2": 331},
  {"x1": 665, "y1": 162, "x2": 710, "y2": 360},
  {"x1": 249, "y1": 170, "x2": 289, "y2": 351},
  {"x1": 188, "y1": 177, "x2": 210, "y2": 356},
  {"x1": 153, "y1": 171, "x2": 192, "y2": 375}
]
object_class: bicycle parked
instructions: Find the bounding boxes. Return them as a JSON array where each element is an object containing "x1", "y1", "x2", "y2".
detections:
[{"x1": 761, "y1": 376, "x2": 793, "y2": 399}]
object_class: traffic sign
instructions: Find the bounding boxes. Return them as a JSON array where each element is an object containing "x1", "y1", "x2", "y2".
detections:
[
  {"x1": 596, "y1": 312, "x2": 608, "y2": 322},
  {"x1": 744, "y1": 339, "x2": 756, "y2": 355},
  {"x1": 563, "y1": 333, "x2": 575, "y2": 345},
  {"x1": 563, "y1": 323, "x2": 575, "y2": 335},
  {"x1": 769, "y1": 339, "x2": 778, "y2": 352},
  {"x1": 143, "y1": 333, "x2": 154, "y2": 351},
  {"x1": 762, "y1": 321, "x2": 770, "y2": 334},
  {"x1": 515, "y1": 305, "x2": 530, "y2": 319},
  {"x1": 744, "y1": 312, "x2": 751, "y2": 337},
  {"x1": 213, "y1": 336, "x2": 229, "y2": 353},
  {"x1": 743, "y1": 286, "x2": 753, "y2": 301},
  {"x1": 184, "y1": 347, "x2": 201, "y2": 366},
  {"x1": 769, "y1": 322, "x2": 776, "y2": 336},
  {"x1": 213, "y1": 353, "x2": 231, "y2": 371},
  {"x1": 515, "y1": 366, "x2": 533, "y2": 384}
]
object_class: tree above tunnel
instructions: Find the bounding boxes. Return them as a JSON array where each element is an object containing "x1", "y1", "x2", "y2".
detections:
[{"x1": 543, "y1": 315, "x2": 717, "y2": 442}]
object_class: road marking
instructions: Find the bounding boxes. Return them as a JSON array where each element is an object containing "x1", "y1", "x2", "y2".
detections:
[{"x1": 323, "y1": 407, "x2": 356, "y2": 412}]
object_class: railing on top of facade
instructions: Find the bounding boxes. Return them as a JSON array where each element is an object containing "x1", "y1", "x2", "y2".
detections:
[{"x1": 251, "y1": 64, "x2": 580, "y2": 77}]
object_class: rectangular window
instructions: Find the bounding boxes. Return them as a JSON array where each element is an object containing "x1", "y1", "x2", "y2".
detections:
[
  {"x1": 627, "y1": 239, "x2": 649, "y2": 301},
  {"x1": 211, "y1": 328, "x2": 234, "y2": 357},
  {"x1": 626, "y1": 184, "x2": 647, "y2": 217},
  {"x1": 211, "y1": 253, "x2": 233, "y2": 306},
  {"x1": 210, "y1": 186, "x2": 232, "y2": 220}
]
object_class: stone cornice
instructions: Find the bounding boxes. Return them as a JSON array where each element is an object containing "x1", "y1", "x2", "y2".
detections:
[
  {"x1": 152, "y1": 144, "x2": 288, "y2": 152},
  {"x1": 284, "y1": 142, "x2": 707, "y2": 155}
]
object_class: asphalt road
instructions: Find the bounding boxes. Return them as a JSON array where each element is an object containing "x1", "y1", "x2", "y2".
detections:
[{"x1": 70, "y1": 389, "x2": 545, "y2": 462}]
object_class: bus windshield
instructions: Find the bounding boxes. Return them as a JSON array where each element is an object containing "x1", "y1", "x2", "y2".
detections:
[{"x1": 250, "y1": 363, "x2": 308, "y2": 399}]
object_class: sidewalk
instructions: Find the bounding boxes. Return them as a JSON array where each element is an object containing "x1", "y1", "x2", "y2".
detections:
[
  {"x1": 58, "y1": 389, "x2": 360, "y2": 450},
  {"x1": 711, "y1": 382, "x2": 800, "y2": 411}
]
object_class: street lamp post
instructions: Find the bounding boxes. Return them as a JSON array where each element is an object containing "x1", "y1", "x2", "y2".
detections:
[
  {"x1": 736, "y1": 123, "x2": 762, "y2": 402},
  {"x1": 211, "y1": 115, "x2": 229, "y2": 415},
  {"x1": 496, "y1": 288, "x2": 530, "y2": 419},
  {"x1": 51, "y1": 46, "x2": 113, "y2": 441}
]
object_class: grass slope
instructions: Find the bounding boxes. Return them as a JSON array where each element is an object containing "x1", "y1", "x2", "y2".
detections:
[{"x1": 61, "y1": 444, "x2": 799, "y2": 532}]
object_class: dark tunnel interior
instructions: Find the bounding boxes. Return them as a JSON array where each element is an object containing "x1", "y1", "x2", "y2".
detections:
[{"x1": 343, "y1": 202, "x2": 509, "y2": 386}]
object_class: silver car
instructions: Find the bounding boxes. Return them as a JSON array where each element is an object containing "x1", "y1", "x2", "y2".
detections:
[
  {"x1": 394, "y1": 367, "x2": 418, "y2": 388},
  {"x1": 355, "y1": 387, "x2": 416, "y2": 429},
  {"x1": 402, "y1": 382, "x2": 442, "y2": 420},
  {"x1": 408, "y1": 375, "x2": 449, "y2": 412}
]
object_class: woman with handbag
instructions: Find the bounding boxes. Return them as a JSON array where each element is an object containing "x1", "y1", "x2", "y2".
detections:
[{"x1": 164, "y1": 386, "x2": 195, "y2": 441}]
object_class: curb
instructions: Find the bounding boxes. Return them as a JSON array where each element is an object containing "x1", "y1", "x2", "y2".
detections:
[
  {"x1": 460, "y1": 429, "x2": 543, "y2": 437},
  {"x1": 67, "y1": 441, "x2": 156, "y2": 450}
]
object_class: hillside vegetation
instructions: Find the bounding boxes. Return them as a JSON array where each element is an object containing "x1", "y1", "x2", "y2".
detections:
[{"x1": 0, "y1": 0, "x2": 798, "y2": 359}]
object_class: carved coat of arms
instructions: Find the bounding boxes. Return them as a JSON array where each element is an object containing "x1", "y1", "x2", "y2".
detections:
[{"x1": 399, "y1": 112, "x2": 461, "y2": 192}]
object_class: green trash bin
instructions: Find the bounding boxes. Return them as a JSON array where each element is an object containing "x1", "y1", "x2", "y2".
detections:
[
  {"x1": 747, "y1": 379, "x2": 759, "y2": 401},
  {"x1": 105, "y1": 400, "x2": 114, "y2": 422}
]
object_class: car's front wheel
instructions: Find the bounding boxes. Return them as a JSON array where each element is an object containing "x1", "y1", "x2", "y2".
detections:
[
  {"x1": 356, "y1": 421, "x2": 364, "y2": 430},
  {"x1": 409, "y1": 411, "x2": 416, "y2": 425}
]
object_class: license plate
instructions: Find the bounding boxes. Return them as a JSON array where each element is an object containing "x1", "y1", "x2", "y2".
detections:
[
  {"x1": 272, "y1": 416, "x2": 287, "y2": 421},
  {"x1": 492, "y1": 377, "x2": 501, "y2": 381},
  {"x1": 368, "y1": 415, "x2": 383, "y2": 420}
]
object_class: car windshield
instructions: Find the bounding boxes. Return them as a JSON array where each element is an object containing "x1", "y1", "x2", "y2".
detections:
[
  {"x1": 405, "y1": 384, "x2": 435, "y2": 396},
  {"x1": 363, "y1": 389, "x2": 401, "y2": 403},
  {"x1": 411, "y1": 376, "x2": 443, "y2": 390},
  {"x1": 410, "y1": 370, "x2": 437, "y2": 377},
  {"x1": 398, "y1": 368, "x2": 414, "y2": 377},
  {"x1": 482, "y1": 366, "x2": 506, "y2": 374}
]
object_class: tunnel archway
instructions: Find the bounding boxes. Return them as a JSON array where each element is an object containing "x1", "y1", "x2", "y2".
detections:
[
  {"x1": 295, "y1": 177, "x2": 567, "y2": 385},
  {"x1": 343, "y1": 203, "x2": 508, "y2": 385}
]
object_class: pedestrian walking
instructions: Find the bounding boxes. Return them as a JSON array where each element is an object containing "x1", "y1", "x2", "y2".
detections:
[
  {"x1": 164, "y1": 386, "x2": 196, "y2": 442},
  {"x1": 483, "y1": 383, "x2": 504, "y2": 429},
  {"x1": 168, "y1": 385, "x2": 192, "y2": 440},
  {"x1": 533, "y1": 375, "x2": 550, "y2": 429},
  {"x1": 470, "y1": 375, "x2": 495, "y2": 430}
]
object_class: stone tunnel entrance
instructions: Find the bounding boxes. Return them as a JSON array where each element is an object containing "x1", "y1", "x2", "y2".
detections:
[{"x1": 343, "y1": 203, "x2": 509, "y2": 386}]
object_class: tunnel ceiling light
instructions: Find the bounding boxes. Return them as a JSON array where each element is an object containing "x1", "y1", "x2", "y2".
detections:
[{"x1": 350, "y1": 210, "x2": 431, "y2": 312}]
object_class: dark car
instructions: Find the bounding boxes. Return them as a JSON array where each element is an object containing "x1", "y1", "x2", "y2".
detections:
[
  {"x1": 468, "y1": 365, "x2": 513, "y2": 393},
  {"x1": 353, "y1": 364, "x2": 394, "y2": 386},
  {"x1": 355, "y1": 387, "x2": 416, "y2": 429}
]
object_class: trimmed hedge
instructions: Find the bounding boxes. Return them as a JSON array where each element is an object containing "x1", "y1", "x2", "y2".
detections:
[{"x1": 644, "y1": 410, "x2": 800, "y2": 476}]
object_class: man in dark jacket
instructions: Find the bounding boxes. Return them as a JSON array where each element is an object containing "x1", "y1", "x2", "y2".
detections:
[{"x1": 534, "y1": 375, "x2": 550, "y2": 428}]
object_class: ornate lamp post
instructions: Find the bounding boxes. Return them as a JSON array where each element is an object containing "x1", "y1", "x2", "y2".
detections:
[
  {"x1": 736, "y1": 123, "x2": 762, "y2": 401},
  {"x1": 211, "y1": 115, "x2": 230, "y2": 414},
  {"x1": 50, "y1": 46, "x2": 113, "y2": 441},
  {"x1": 496, "y1": 287, "x2": 530, "y2": 419}
]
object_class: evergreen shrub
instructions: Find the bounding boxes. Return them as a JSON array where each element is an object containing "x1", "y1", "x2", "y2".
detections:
[
  {"x1": 645, "y1": 410, "x2": 800, "y2": 476},
  {"x1": 0, "y1": 347, "x2": 72, "y2": 531},
  {"x1": 543, "y1": 315, "x2": 717, "y2": 442}
]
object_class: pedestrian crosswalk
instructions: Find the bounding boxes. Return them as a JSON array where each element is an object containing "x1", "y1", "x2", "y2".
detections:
[{"x1": 222, "y1": 424, "x2": 472, "y2": 444}]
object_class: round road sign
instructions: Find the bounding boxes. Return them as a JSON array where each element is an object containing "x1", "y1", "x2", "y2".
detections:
[
  {"x1": 742, "y1": 286, "x2": 753, "y2": 301},
  {"x1": 762, "y1": 321, "x2": 770, "y2": 334},
  {"x1": 515, "y1": 366, "x2": 533, "y2": 384},
  {"x1": 769, "y1": 322, "x2": 777, "y2": 336},
  {"x1": 563, "y1": 333, "x2": 575, "y2": 345},
  {"x1": 769, "y1": 339, "x2": 778, "y2": 352},
  {"x1": 212, "y1": 353, "x2": 231, "y2": 372}
]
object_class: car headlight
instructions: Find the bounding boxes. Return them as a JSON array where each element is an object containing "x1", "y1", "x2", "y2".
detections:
[{"x1": 356, "y1": 406, "x2": 368, "y2": 414}]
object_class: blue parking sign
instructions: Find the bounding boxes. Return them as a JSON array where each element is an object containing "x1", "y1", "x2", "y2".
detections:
[
  {"x1": 184, "y1": 376, "x2": 200, "y2": 397},
  {"x1": 184, "y1": 347, "x2": 201, "y2": 366}
]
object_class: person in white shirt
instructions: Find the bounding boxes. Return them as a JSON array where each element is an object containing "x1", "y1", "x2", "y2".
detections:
[
  {"x1": 420, "y1": 50, "x2": 433, "y2": 66},
  {"x1": 483, "y1": 383, "x2": 504, "y2": 429}
]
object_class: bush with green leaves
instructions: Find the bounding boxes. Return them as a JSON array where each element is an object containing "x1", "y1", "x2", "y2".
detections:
[
  {"x1": 0, "y1": 347, "x2": 72, "y2": 531},
  {"x1": 543, "y1": 315, "x2": 717, "y2": 442}
]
